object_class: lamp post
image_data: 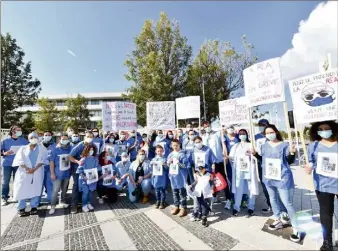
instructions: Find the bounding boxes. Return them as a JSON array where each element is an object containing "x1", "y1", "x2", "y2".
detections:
[{"x1": 202, "y1": 81, "x2": 206, "y2": 121}]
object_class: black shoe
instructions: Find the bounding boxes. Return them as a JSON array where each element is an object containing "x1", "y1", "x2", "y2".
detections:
[
  {"x1": 18, "y1": 209, "x2": 26, "y2": 217},
  {"x1": 320, "y1": 239, "x2": 333, "y2": 251},
  {"x1": 71, "y1": 206, "x2": 78, "y2": 214},
  {"x1": 201, "y1": 217, "x2": 208, "y2": 227},
  {"x1": 232, "y1": 209, "x2": 238, "y2": 216},
  {"x1": 155, "y1": 201, "x2": 160, "y2": 209},
  {"x1": 159, "y1": 202, "x2": 166, "y2": 209},
  {"x1": 247, "y1": 209, "x2": 255, "y2": 217},
  {"x1": 30, "y1": 208, "x2": 38, "y2": 215}
]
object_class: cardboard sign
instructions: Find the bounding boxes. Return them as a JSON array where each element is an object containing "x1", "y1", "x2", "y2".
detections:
[
  {"x1": 147, "y1": 101, "x2": 175, "y2": 130},
  {"x1": 102, "y1": 102, "x2": 137, "y2": 132},
  {"x1": 175, "y1": 96, "x2": 200, "y2": 119},
  {"x1": 219, "y1": 97, "x2": 249, "y2": 126}
]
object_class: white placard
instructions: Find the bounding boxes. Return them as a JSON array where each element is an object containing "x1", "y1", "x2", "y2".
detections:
[
  {"x1": 105, "y1": 144, "x2": 116, "y2": 156},
  {"x1": 316, "y1": 152, "x2": 338, "y2": 179},
  {"x1": 175, "y1": 96, "x2": 200, "y2": 119},
  {"x1": 117, "y1": 145, "x2": 127, "y2": 156},
  {"x1": 236, "y1": 156, "x2": 250, "y2": 172},
  {"x1": 288, "y1": 69, "x2": 337, "y2": 124},
  {"x1": 264, "y1": 158, "x2": 282, "y2": 180},
  {"x1": 169, "y1": 163, "x2": 179, "y2": 175},
  {"x1": 102, "y1": 164, "x2": 114, "y2": 186},
  {"x1": 151, "y1": 161, "x2": 163, "y2": 176},
  {"x1": 194, "y1": 152, "x2": 206, "y2": 170},
  {"x1": 195, "y1": 175, "x2": 213, "y2": 198},
  {"x1": 102, "y1": 102, "x2": 137, "y2": 132},
  {"x1": 59, "y1": 154, "x2": 71, "y2": 171},
  {"x1": 147, "y1": 101, "x2": 175, "y2": 130},
  {"x1": 84, "y1": 168, "x2": 99, "y2": 185},
  {"x1": 243, "y1": 57, "x2": 285, "y2": 107},
  {"x1": 9, "y1": 146, "x2": 22, "y2": 154},
  {"x1": 219, "y1": 97, "x2": 249, "y2": 126}
]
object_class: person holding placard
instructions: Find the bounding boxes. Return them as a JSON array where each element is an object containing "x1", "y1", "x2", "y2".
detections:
[
  {"x1": 49, "y1": 133, "x2": 73, "y2": 215},
  {"x1": 68, "y1": 130, "x2": 96, "y2": 214},
  {"x1": 92, "y1": 128, "x2": 104, "y2": 154},
  {"x1": 152, "y1": 130, "x2": 171, "y2": 158},
  {"x1": 167, "y1": 139, "x2": 189, "y2": 217},
  {"x1": 128, "y1": 149, "x2": 152, "y2": 203},
  {"x1": 252, "y1": 124, "x2": 300, "y2": 243},
  {"x1": 77, "y1": 145, "x2": 101, "y2": 213},
  {"x1": 151, "y1": 145, "x2": 169, "y2": 209},
  {"x1": 116, "y1": 152, "x2": 131, "y2": 189},
  {"x1": 140, "y1": 133, "x2": 152, "y2": 160},
  {"x1": 114, "y1": 131, "x2": 129, "y2": 162},
  {"x1": 103, "y1": 132, "x2": 118, "y2": 162},
  {"x1": 183, "y1": 130, "x2": 197, "y2": 185},
  {"x1": 1, "y1": 125, "x2": 29, "y2": 206},
  {"x1": 126, "y1": 130, "x2": 141, "y2": 162},
  {"x1": 305, "y1": 121, "x2": 338, "y2": 251},
  {"x1": 228, "y1": 129, "x2": 259, "y2": 217}
]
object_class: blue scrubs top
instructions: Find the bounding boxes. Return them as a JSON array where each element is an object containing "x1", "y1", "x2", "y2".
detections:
[
  {"x1": 49, "y1": 144, "x2": 73, "y2": 180},
  {"x1": 1, "y1": 136, "x2": 29, "y2": 166},
  {"x1": 151, "y1": 156, "x2": 168, "y2": 189}
]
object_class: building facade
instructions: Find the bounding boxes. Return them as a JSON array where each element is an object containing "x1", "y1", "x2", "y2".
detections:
[{"x1": 16, "y1": 92, "x2": 127, "y2": 129}]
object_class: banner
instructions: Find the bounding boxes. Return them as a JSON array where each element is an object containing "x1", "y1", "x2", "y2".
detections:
[
  {"x1": 175, "y1": 96, "x2": 200, "y2": 119},
  {"x1": 102, "y1": 102, "x2": 137, "y2": 132},
  {"x1": 219, "y1": 97, "x2": 249, "y2": 126},
  {"x1": 243, "y1": 57, "x2": 285, "y2": 107},
  {"x1": 288, "y1": 69, "x2": 337, "y2": 124},
  {"x1": 146, "y1": 101, "x2": 175, "y2": 130}
]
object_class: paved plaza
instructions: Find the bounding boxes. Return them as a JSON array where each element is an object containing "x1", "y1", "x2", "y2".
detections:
[{"x1": 1, "y1": 166, "x2": 337, "y2": 250}]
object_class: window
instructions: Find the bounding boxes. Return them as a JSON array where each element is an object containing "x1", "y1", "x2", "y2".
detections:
[
  {"x1": 91, "y1": 100, "x2": 100, "y2": 105},
  {"x1": 56, "y1": 101, "x2": 65, "y2": 106},
  {"x1": 91, "y1": 110, "x2": 102, "y2": 117}
]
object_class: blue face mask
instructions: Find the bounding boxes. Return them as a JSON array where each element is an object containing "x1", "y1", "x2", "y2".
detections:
[
  {"x1": 318, "y1": 130, "x2": 332, "y2": 139},
  {"x1": 266, "y1": 133, "x2": 276, "y2": 141},
  {"x1": 239, "y1": 135, "x2": 247, "y2": 141},
  {"x1": 259, "y1": 126, "x2": 265, "y2": 133},
  {"x1": 109, "y1": 138, "x2": 114, "y2": 143},
  {"x1": 156, "y1": 135, "x2": 163, "y2": 142}
]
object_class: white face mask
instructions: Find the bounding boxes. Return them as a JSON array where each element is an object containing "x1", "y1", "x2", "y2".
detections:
[
  {"x1": 93, "y1": 132, "x2": 99, "y2": 137},
  {"x1": 195, "y1": 142, "x2": 203, "y2": 149},
  {"x1": 29, "y1": 138, "x2": 38, "y2": 145},
  {"x1": 89, "y1": 150, "x2": 94, "y2": 156},
  {"x1": 142, "y1": 137, "x2": 148, "y2": 142},
  {"x1": 227, "y1": 129, "x2": 234, "y2": 134},
  {"x1": 189, "y1": 135, "x2": 194, "y2": 141},
  {"x1": 85, "y1": 137, "x2": 93, "y2": 143},
  {"x1": 130, "y1": 133, "x2": 135, "y2": 137},
  {"x1": 122, "y1": 157, "x2": 128, "y2": 162},
  {"x1": 60, "y1": 139, "x2": 69, "y2": 145},
  {"x1": 72, "y1": 136, "x2": 79, "y2": 142},
  {"x1": 43, "y1": 136, "x2": 52, "y2": 142},
  {"x1": 168, "y1": 135, "x2": 174, "y2": 139},
  {"x1": 205, "y1": 127, "x2": 211, "y2": 133},
  {"x1": 15, "y1": 131, "x2": 23, "y2": 137},
  {"x1": 120, "y1": 135, "x2": 126, "y2": 140},
  {"x1": 139, "y1": 155, "x2": 145, "y2": 162}
]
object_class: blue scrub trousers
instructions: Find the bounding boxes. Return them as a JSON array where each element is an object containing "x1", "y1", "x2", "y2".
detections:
[
  {"x1": 128, "y1": 179, "x2": 151, "y2": 202},
  {"x1": 39, "y1": 168, "x2": 53, "y2": 203},
  {"x1": 18, "y1": 196, "x2": 40, "y2": 210},
  {"x1": 1, "y1": 166, "x2": 18, "y2": 199}
]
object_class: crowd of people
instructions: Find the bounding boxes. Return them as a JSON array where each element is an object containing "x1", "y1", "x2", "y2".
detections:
[{"x1": 1, "y1": 119, "x2": 337, "y2": 251}]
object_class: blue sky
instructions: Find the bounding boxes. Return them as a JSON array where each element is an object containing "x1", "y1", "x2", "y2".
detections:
[{"x1": 2, "y1": 1, "x2": 323, "y2": 129}]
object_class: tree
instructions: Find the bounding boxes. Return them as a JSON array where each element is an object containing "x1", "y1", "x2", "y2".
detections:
[
  {"x1": 19, "y1": 111, "x2": 35, "y2": 135},
  {"x1": 60, "y1": 94, "x2": 91, "y2": 131},
  {"x1": 1, "y1": 33, "x2": 41, "y2": 128},
  {"x1": 34, "y1": 98, "x2": 60, "y2": 132},
  {"x1": 124, "y1": 12, "x2": 192, "y2": 126},
  {"x1": 186, "y1": 36, "x2": 257, "y2": 121}
]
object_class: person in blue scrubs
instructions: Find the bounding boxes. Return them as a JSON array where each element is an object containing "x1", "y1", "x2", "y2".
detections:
[
  {"x1": 305, "y1": 120, "x2": 337, "y2": 251},
  {"x1": 152, "y1": 130, "x2": 171, "y2": 158},
  {"x1": 1, "y1": 125, "x2": 29, "y2": 206},
  {"x1": 71, "y1": 132, "x2": 81, "y2": 146},
  {"x1": 68, "y1": 131, "x2": 95, "y2": 214},
  {"x1": 126, "y1": 130, "x2": 140, "y2": 162},
  {"x1": 253, "y1": 124, "x2": 300, "y2": 243},
  {"x1": 182, "y1": 123, "x2": 199, "y2": 142},
  {"x1": 49, "y1": 133, "x2": 73, "y2": 214},
  {"x1": 176, "y1": 128, "x2": 184, "y2": 146},
  {"x1": 115, "y1": 131, "x2": 128, "y2": 162},
  {"x1": 39, "y1": 131, "x2": 56, "y2": 205},
  {"x1": 92, "y1": 128, "x2": 104, "y2": 153},
  {"x1": 182, "y1": 130, "x2": 196, "y2": 185}
]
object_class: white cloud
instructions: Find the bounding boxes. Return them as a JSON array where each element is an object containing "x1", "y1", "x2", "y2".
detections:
[
  {"x1": 280, "y1": 1, "x2": 338, "y2": 80},
  {"x1": 67, "y1": 49, "x2": 76, "y2": 57}
]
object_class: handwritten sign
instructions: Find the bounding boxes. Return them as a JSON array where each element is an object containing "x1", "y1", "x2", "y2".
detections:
[
  {"x1": 175, "y1": 96, "x2": 200, "y2": 119},
  {"x1": 219, "y1": 97, "x2": 249, "y2": 126},
  {"x1": 147, "y1": 101, "x2": 175, "y2": 130},
  {"x1": 288, "y1": 69, "x2": 337, "y2": 124},
  {"x1": 102, "y1": 102, "x2": 137, "y2": 132},
  {"x1": 243, "y1": 57, "x2": 285, "y2": 107}
]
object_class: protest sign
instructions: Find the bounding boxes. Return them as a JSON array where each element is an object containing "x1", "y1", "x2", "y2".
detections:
[
  {"x1": 146, "y1": 101, "x2": 175, "y2": 130},
  {"x1": 219, "y1": 97, "x2": 249, "y2": 126},
  {"x1": 102, "y1": 102, "x2": 137, "y2": 132},
  {"x1": 175, "y1": 96, "x2": 200, "y2": 119},
  {"x1": 288, "y1": 69, "x2": 337, "y2": 124},
  {"x1": 243, "y1": 57, "x2": 285, "y2": 107}
]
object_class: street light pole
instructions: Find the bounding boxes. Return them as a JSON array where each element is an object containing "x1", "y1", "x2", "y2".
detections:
[{"x1": 202, "y1": 82, "x2": 206, "y2": 121}]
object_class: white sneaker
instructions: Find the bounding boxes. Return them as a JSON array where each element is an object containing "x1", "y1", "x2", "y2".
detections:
[
  {"x1": 290, "y1": 228, "x2": 301, "y2": 242},
  {"x1": 82, "y1": 205, "x2": 90, "y2": 213},
  {"x1": 268, "y1": 220, "x2": 283, "y2": 231},
  {"x1": 1, "y1": 198, "x2": 8, "y2": 206},
  {"x1": 60, "y1": 203, "x2": 69, "y2": 208},
  {"x1": 49, "y1": 207, "x2": 55, "y2": 215},
  {"x1": 87, "y1": 204, "x2": 94, "y2": 210},
  {"x1": 224, "y1": 200, "x2": 231, "y2": 210},
  {"x1": 98, "y1": 198, "x2": 104, "y2": 204}
]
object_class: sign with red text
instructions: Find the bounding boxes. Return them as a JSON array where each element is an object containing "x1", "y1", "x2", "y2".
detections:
[
  {"x1": 102, "y1": 102, "x2": 137, "y2": 132},
  {"x1": 243, "y1": 57, "x2": 285, "y2": 107},
  {"x1": 288, "y1": 69, "x2": 337, "y2": 124},
  {"x1": 219, "y1": 97, "x2": 249, "y2": 126}
]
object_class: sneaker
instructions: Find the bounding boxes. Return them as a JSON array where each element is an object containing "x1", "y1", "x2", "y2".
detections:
[
  {"x1": 232, "y1": 209, "x2": 239, "y2": 216},
  {"x1": 49, "y1": 207, "x2": 56, "y2": 215},
  {"x1": 224, "y1": 200, "x2": 231, "y2": 210},
  {"x1": 261, "y1": 207, "x2": 272, "y2": 214},
  {"x1": 159, "y1": 202, "x2": 166, "y2": 209},
  {"x1": 155, "y1": 201, "x2": 160, "y2": 209},
  {"x1": 247, "y1": 209, "x2": 255, "y2": 217},
  {"x1": 87, "y1": 204, "x2": 94, "y2": 211},
  {"x1": 60, "y1": 203, "x2": 69, "y2": 208},
  {"x1": 268, "y1": 220, "x2": 283, "y2": 231},
  {"x1": 320, "y1": 239, "x2": 333, "y2": 251},
  {"x1": 30, "y1": 208, "x2": 38, "y2": 215},
  {"x1": 98, "y1": 198, "x2": 104, "y2": 204},
  {"x1": 82, "y1": 205, "x2": 90, "y2": 213},
  {"x1": 18, "y1": 209, "x2": 26, "y2": 217},
  {"x1": 280, "y1": 213, "x2": 291, "y2": 225},
  {"x1": 290, "y1": 228, "x2": 301, "y2": 243},
  {"x1": 2, "y1": 198, "x2": 8, "y2": 206},
  {"x1": 201, "y1": 217, "x2": 208, "y2": 227},
  {"x1": 71, "y1": 206, "x2": 78, "y2": 214}
]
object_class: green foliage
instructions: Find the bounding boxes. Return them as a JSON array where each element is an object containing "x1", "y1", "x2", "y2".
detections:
[
  {"x1": 19, "y1": 111, "x2": 35, "y2": 135},
  {"x1": 60, "y1": 94, "x2": 91, "y2": 131},
  {"x1": 124, "y1": 12, "x2": 193, "y2": 126},
  {"x1": 97, "y1": 120, "x2": 102, "y2": 129},
  {"x1": 34, "y1": 98, "x2": 60, "y2": 132},
  {"x1": 1, "y1": 33, "x2": 41, "y2": 128},
  {"x1": 186, "y1": 36, "x2": 258, "y2": 121}
]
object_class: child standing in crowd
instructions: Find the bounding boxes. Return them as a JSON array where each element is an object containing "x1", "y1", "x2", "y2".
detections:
[
  {"x1": 253, "y1": 124, "x2": 300, "y2": 242},
  {"x1": 49, "y1": 133, "x2": 73, "y2": 215},
  {"x1": 167, "y1": 139, "x2": 188, "y2": 217},
  {"x1": 77, "y1": 145, "x2": 101, "y2": 212},
  {"x1": 305, "y1": 121, "x2": 338, "y2": 251},
  {"x1": 153, "y1": 130, "x2": 171, "y2": 158},
  {"x1": 229, "y1": 129, "x2": 259, "y2": 217},
  {"x1": 151, "y1": 145, "x2": 168, "y2": 209},
  {"x1": 115, "y1": 152, "x2": 131, "y2": 190}
]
